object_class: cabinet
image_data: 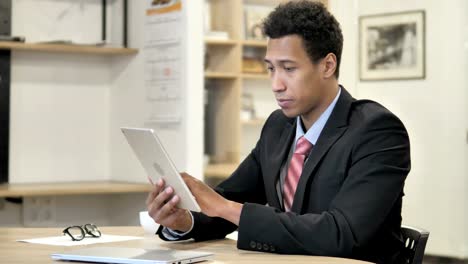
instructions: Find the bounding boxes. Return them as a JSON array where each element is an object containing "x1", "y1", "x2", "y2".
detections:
[{"x1": 203, "y1": 0, "x2": 328, "y2": 181}]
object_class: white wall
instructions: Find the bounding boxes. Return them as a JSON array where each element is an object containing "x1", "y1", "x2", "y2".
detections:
[
  {"x1": 3, "y1": 0, "x2": 134, "y2": 227},
  {"x1": 3, "y1": 0, "x2": 203, "y2": 227},
  {"x1": 13, "y1": 0, "x2": 103, "y2": 43},
  {"x1": 183, "y1": 0, "x2": 204, "y2": 177},
  {"x1": 10, "y1": 0, "x2": 204, "y2": 182},
  {"x1": 109, "y1": 0, "x2": 204, "y2": 182},
  {"x1": 10, "y1": 0, "x2": 113, "y2": 183},
  {"x1": 331, "y1": 0, "x2": 468, "y2": 258},
  {"x1": 9, "y1": 52, "x2": 111, "y2": 183}
]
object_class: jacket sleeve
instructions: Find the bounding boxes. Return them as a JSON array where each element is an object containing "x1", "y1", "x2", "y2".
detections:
[
  {"x1": 158, "y1": 113, "x2": 271, "y2": 242},
  {"x1": 236, "y1": 111, "x2": 410, "y2": 257}
]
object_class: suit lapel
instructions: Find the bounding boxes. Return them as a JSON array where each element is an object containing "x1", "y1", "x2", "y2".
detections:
[
  {"x1": 264, "y1": 120, "x2": 295, "y2": 209},
  {"x1": 291, "y1": 88, "x2": 354, "y2": 213}
]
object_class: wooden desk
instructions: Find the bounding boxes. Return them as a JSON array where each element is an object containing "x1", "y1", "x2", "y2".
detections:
[{"x1": 0, "y1": 226, "x2": 373, "y2": 264}]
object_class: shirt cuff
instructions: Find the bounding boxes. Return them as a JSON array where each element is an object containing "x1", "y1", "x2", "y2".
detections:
[{"x1": 160, "y1": 211, "x2": 194, "y2": 240}]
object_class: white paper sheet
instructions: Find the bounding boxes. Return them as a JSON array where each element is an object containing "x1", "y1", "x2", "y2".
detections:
[
  {"x1": 226, "y1": 231, "x2": 238, "y2": 241},
  {"x1": 17, "y1": 234, "x2": 143, "y2": 246}
]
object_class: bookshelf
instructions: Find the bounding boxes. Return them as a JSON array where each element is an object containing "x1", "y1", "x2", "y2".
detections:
[
  {"x1": 202, "y1": 0, "x2": 277, "y2": 180},
  {"x1": 203, "y1": 0, "x2": 328, "y2": 180},
  {"x1": 203, "y1": 0, "x2": 241, "y2": 181}
]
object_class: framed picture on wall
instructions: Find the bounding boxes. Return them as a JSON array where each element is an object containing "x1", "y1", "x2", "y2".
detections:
[{"x1": 359, "y1": 10, "x2": 425, "y2": 81}]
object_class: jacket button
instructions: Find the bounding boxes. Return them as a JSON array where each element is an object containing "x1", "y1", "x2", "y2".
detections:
[
  {"x1": 256, "y1": 242, "x2": 262, "y2": 250},
  {"x1": 263, "y1": 243, "x2": 269, "y2": 251},
  {"x1": 249, "y1": 241, "x2": 256, "y2": 249}
]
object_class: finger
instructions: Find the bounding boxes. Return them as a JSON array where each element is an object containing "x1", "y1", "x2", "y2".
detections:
[
  {"x1": 182, "y1": 175, "x2": 199, "y2": 193},
  {"x1": 155, "y1": 195, "x2": 180, "y2": 222},
  {"x1": 182, "y1": 173, "x2": 202, "y2": 185},
  {"x1": 149, "y1": 186, "x2": 174, "y2": 215},
  {"x1": 180, "y1": 173, "x2": 187, "y2": 181},
  {"x1": 145, "y1": 178, "x2": 164, "y2": 206},
  {"x1": 181, "y1": 173, "x2": 193, "y2": 185},
  {"x1": 181, "y1": 172, "x2": 195, "y2": 182},
  {"x1": 183, "y1": 178, "x2": 193, "y2": 192},
  {"x1": 157, "y1": 178, "x2": 164, "y2": 186}
]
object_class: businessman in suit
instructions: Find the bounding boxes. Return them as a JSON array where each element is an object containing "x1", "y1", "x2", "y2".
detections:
[{"x1": 146, "y1": 1, "x2": 410, "y2": 263}]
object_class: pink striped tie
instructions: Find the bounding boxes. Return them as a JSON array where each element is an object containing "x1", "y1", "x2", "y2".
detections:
[{"x1": 283, "y1": 136, "x2": 313, "y2": 211}]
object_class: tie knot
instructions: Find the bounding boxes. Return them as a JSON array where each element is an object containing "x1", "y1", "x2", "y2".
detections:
[{"x1": 295, "y1": 136, "x2": 313, "y2": 155}]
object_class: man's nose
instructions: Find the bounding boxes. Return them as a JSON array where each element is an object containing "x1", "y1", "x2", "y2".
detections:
[{"x1": 271, "y1": 73, "x2": 286, "y2": 92}]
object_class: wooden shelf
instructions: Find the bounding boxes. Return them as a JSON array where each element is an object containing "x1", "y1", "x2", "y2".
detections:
[
  {"x1": 0, "y1": 41, "x2": 138, "y2": 55},
  {"x1": 203, "y1": 1, "x2": 284, "y2": 169},
  {"x1": 204, "y1": 39, "x2": 238, "y2": 46},
  {"x1": 242, "y1": 118, "x2": 266, "y2": 126},
  {"x1": 205, "y1": 71, "x2": 238, "y2": 79},
  {"x1": 242, "y1": 40, "x2": 267, "y2": 48},
  {"x1": 0, "y1": 181, "x2": 151, "y2": 197},
  {"x1": 204, "y1": 163, "x2": 238, "y2": 178},
  {"x1": 242, "y1": 73, "x2": 269, "y2": 79}
]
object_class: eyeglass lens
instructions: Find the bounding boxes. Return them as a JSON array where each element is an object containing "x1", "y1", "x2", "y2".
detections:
[
  {"x1": 64, "y1": 226, "x2": 85, "y2": 241},
  {"x1": 84, "y1": 224, "x2": 101, "y2": 237}
]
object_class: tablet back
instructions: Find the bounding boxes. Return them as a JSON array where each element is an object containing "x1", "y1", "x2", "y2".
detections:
[{"x1": 121, "y1": 127, "x2": 201, "y2": 212}]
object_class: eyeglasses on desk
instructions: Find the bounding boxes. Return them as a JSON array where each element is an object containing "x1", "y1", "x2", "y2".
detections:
[{"x1": 62, "y1": 224, "x2": 101, "y2": 241}]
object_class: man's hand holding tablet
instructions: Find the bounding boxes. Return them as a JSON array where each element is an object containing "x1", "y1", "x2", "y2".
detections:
[{"x1": 121, "y1": 127, "x2": 201, "y2": 212}]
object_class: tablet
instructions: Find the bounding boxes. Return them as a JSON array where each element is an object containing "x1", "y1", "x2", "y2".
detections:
[
  {"x1": 121, "y1": 127, "x2": 201, "y2": 212},
  {"x1": 51, "y1": 246, "x2": 213, "y2": 264}
]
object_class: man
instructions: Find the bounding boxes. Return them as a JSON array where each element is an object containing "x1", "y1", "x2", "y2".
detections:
[{"x1": 146, "y1": 1, "x2": 410, "y2": 263}]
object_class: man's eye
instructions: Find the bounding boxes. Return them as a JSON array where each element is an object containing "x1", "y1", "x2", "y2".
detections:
[
  {"x1": 284, "y1": 67, "x2": 295, "y2": 72},
  {"x1": 266, "y1": 66, "x2": 274, "y2": 72}
]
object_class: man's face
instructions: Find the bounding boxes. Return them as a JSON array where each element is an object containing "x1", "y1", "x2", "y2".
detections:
[{"x1": 264, "y1": 35, "x2": 327, "y2": 121}]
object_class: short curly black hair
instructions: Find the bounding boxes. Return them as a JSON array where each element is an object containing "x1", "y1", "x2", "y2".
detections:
[{"x1": 263, "y1": 1, "x2": 343, "y2": 78}]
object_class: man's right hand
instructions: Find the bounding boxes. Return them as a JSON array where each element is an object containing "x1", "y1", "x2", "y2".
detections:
[{"x1": 146, "y1": 178, "x2": 192, "y2": 233}]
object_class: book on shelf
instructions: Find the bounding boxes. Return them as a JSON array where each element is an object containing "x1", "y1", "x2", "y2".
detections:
[
  {"x1": 241, "y1": 93, "x2": 256, "y2": 121},
  {"x1": 242, "y1": 57, "x2": 267, "y2": 74}
]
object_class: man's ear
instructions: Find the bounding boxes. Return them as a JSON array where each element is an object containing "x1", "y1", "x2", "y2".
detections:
[{"x1": 321, "y1": 53, "x2": 337, "y2": 79}]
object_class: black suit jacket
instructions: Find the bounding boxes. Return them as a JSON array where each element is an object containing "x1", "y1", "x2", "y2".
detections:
[{"x1": 159, "y1": 88, "x2": 410, "y2": 263}]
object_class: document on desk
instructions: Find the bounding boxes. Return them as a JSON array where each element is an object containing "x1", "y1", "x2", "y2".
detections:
[
  {"x1": 17, "y1": 234, "x2": 142, "y2": 247},
  {"x1": 226, "y1": 231, "x2": 238, "y2": 241}
]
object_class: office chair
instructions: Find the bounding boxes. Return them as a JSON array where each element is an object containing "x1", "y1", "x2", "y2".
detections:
[{"x1": 401, "y1": 225, "x2": 430, "y2": 264}]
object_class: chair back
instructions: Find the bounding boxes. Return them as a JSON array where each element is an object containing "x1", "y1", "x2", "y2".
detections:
[{"x1": 401, "y1": 225, "x2": 430, "y2": 264}]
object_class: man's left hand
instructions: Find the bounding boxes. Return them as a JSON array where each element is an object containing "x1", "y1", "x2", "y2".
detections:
[{"x1": 181, "y1": 172, "x2": 242, "y2": 225}]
